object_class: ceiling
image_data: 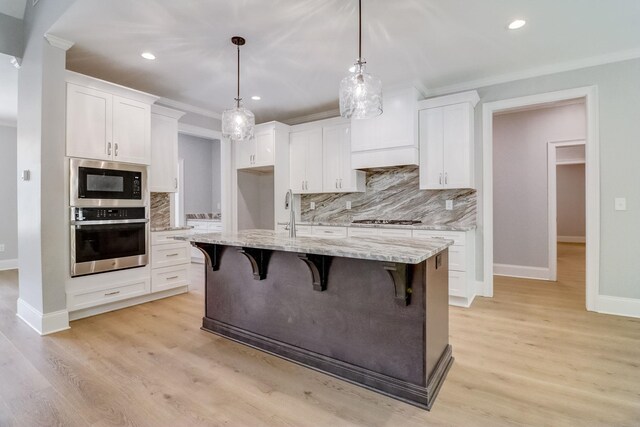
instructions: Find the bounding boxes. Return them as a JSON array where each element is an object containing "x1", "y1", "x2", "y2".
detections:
[
  {"x1": 0, "y1": 0, "x2": 26, "y2": 19},
  {"x1": 49, "y1": 0, "x2": 640, "y2": 123},
  {"x1": 0, "y1": 53, "x2": 18, "y2": 124}
]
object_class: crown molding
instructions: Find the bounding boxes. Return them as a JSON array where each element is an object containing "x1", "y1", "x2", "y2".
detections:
[
  {"x1": 282, "y1": 108, "x2": 341, "y2": 126},
  {"x1": 157, "y1": 97, "x2": 221, "y2": 120},
  {"x1": 423, "y1": 47, "x2": 640, "y2": 97},
  {"x1": 178, "y1": 123, "x2": 222, "y2": 140},
  {"x1": 44, "y1": 34, "x2": 74, "y2": 51}
]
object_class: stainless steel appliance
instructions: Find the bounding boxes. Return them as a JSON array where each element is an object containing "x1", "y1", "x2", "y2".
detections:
[
  {"x1": 70, "y1": 207, "x2": 149, "y2": 277},
  {"x1": 70, "y1": 158, "x2": 146, "y2": 207}
]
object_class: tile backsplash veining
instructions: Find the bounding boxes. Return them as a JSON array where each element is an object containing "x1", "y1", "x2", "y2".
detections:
[
  {"x1": 150, "y1": 193, "x2": 171, "y2": 229},
  {"x1": 300, "y1": 166, "x2": 476, "y2": 227}
]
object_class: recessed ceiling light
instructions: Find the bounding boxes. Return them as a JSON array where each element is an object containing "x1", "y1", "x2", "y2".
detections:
[
  {"x1": 141, "y1": 52, "x2": 156, "y2": 60},
  {"x1": 251, "y1": 96, "x2": 261, "y2": 101},
  {"x1": 508, "y1": 19, "x2": 526, "y2": 30}
]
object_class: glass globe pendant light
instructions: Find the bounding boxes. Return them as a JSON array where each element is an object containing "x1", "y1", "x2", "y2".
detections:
[
  {"x1": 221, "y1": 36, "x2": 255, "y2": 141},
  {"x1": 339, "y1": 0, "x2": 383, "y2": 119}
]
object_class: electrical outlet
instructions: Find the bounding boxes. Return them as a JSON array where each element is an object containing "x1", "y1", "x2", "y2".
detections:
[
  {"x1": 346, "y1": 201, "x2": 352, "y2": 210},
  {"x1": 445, "y1": 200, "x2": 454, "y2": 210},
  {"x1": 310, "y1": 202, "x2": 316, "y2": 210},
  {"x1": 0, "y1": 244, "x2": 5, "y2": 252},
  {"x1": 615, "y1": 198, "x2": 627, "y2": 211}
]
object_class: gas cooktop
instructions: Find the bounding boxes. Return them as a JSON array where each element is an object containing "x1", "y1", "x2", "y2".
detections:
[{"x1": 351, "y1": 219, "x2": 423, "y2": 226}]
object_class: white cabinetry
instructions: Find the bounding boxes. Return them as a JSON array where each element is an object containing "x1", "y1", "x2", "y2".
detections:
[
  {"x1": 418, "y1": 91, "x2": 479, "y2": 190},
  {"x1": 151, "y1": 230, "x2": 190, "y2": 292},
  {"x1": 322, "y1": 123, "x2": 365, "y2": 193},
  {"x1": 65, "y1": 72, "x2": 157, "y2": 165},
  {"x1": 290, "y1": 128, "x2": 323, "y2": 193},
  {"x1": 351, "y1": 87, "x2": 420, "y2": 168},
  {"x1": 235, "y1": 126, "x2": 276, "y2": 169},
  {"x1": 150, "y1": 105, "x2": 185, "y2": 193}
]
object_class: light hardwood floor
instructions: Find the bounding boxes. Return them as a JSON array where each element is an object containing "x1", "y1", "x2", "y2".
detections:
[{"x1": 0, "y1": 243, "x2": 639, "y2": 426}]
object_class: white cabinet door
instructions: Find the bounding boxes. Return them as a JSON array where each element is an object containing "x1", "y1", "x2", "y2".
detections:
[
  {"x1": 350, "y1": 116, "x2": 378, "y2": 152},
  {"x1": 443, "y1": 103, "x2": 471, "y2": 189},
  {"x1": 255, "y1": 130, "x2": 274, "y2": 166},
  {"x1": 419, "y1": 108, "x2": 444, "y2": 189},
  {"x1": 305, "y1": 128, "x2": 323, "y2": 193},
  {"x1": 289, "y1": 131, "x2": 307, "y2": 193},
  {"x1": 379, "y1": 89, "x2": 414, "y2": 149},
  {"x1": 66, "y1": 83, "x2": 112, "y2": 161},
  {"x1": 235, "y1": 139, "x2": 255, "y2": 169},
  {"x1": 150, "y1": 113, "x2": 178, "y2": 192},
  {"x1": 112, "y1": 95, "x2": 150, "y2": 164},
  {"x1": 322, "y1": 125, "x2": 342, "y2": 191}
]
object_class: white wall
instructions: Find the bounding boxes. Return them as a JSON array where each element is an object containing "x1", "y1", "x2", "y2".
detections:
[
  {"x1": 177, "y1": 133, "x2": 220, "y2": 214},
  {"x1": 557, "y1": 164, "x2": 586, "y2": 239},
  {"x1": 0, "y1": 125, "x2": 17, "y2": 264},
  {"x1": 474, "y1": 57, "x2": 640, "y2": 300},
  {"x1": 493, "y1": 103, "x2": 586, "y2": 268},
  {"x1": 237, "y1": 170, "x2": 274, "y2": 230}
]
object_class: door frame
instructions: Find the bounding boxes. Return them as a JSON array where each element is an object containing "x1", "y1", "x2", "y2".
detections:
[
  {"x1": 482, "y1": 86, "x2": 599, "y2": 311},
  {"x1": 547, "y1": 139, "x2": 586, "y2": 282}
]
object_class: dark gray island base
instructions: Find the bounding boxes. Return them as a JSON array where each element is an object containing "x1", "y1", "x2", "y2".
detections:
[{"x1": 183, "y1": 230, "x2": 453, "y2": 410}]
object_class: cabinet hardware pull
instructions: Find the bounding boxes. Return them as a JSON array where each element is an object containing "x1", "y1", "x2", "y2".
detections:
[
  {"x1": 301, "y1": 180, "x2": 304, "y2": 190},
  {"x1": 439, "y1": 173, "x2": 442, "y2": 185},
  {"x1": 107, "y1": 142, "x2": 112, "y2": 156},
  {"x1": 166, "y1": 276, "x2": 179, "y2": 280},
  {"x1": 335, "y1": 179, "x2": 338, "y2": 189},
  {"x1": 104, "y1": 290, "x2": 120, "y2": 296},
  {"x1": 114, "y1": 143, "x2": 119, "y2": 156},
  {"x1": 444, "y1": 172, "x2": 448, "y2": 185},
  {"x1": 174, "y1": 178, "x2": 178, "y2": 189},
  {"x1": 339, "y1": 178, "x2": 342, "y2": 188},
  {"x1": 167, "y1": 253, "x2": 179, "y2": 257}
]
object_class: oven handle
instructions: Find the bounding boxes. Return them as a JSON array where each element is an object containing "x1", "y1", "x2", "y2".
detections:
[{"x1": 70, "y1": 219, "x2": 149, "y2": 226}]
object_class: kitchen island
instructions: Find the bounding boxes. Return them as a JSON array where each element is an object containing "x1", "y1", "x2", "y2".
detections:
[{"x1": 177, "y1": 229, "x2": 453, "y2": 410}]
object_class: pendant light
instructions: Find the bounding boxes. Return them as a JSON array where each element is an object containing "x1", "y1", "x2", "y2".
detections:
[
  {"x1": 339, "y1": 0, "x2": 383, "y2": 119},
  {"x1": 221, "y1": 36, "x2": 255, "y2": 141}
]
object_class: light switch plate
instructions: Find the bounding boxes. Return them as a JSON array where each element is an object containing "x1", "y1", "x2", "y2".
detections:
[
  {"x1": 615, "y1": 198, "x2": 627, "y2": 211},
  {"x1": 346, "y1": 201, "x2": 352, "y2": 210},
  {"x1": 310, "y1": 202, "x2": 316, "y2": 210},
  {"x1": 445, "y1": 200, "x2": 454, "y2": 210}
]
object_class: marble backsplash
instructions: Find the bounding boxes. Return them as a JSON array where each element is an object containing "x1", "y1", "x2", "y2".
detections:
[
  {"x1": 150, "y1": 192, "x2": 171, "y2": 228},
  {"x1": 300, "y1": 166, "x2": 476, "y2": 227}
]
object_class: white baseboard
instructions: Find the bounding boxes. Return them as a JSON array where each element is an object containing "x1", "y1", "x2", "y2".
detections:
[
  {"x1": 0, "y1": 258, "x2": 18, "y2": 271},
  {"x1": 596, "y1": 295, "x2": 640, "y2": 319},
  {"x1": 558, "y1": 236, "x2": 586, "y2": 243},
  {"x1": 494, "y1": 263, "x2": 552, "y2": 281},
  {"x1": 16, "y1": 298, "x2": 70, "y2": 335}
]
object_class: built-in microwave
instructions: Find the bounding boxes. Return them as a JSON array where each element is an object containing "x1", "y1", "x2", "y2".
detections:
[{"x1": 70, "y1": 158, "x2": 147, "y2": 207}]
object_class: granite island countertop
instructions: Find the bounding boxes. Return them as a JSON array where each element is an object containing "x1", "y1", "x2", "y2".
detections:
[
  {"x1": 175, "y1": 229, "x2": 452, "y2": 265},
  {"x1": 278, "y1": 221, "x2": 476, "y2": 232}
]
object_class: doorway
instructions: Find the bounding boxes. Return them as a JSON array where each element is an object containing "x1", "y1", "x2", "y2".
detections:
[{"x1": 482, "y1": 86, "x2": 599, "y2": 311}]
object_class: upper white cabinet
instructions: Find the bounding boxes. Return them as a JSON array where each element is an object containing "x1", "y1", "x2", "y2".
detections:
[
  {"x1": 351, "y1": 87, "x2": 420, "y2": 169},
  {"x1": 235, "y1": 125, "x2": 275, "y2": 169},
  {"x1": 322, "y1": 123, "x2": 365, "y2": 192},
  {"x1": 66, "y1": 72, "x2": 158, "y2": 165},
  {"x1": 418, "y1": 91, "x2": 479, "y2": 190},
  {"x1": 290, "y1": 128, "x2": 323, "y2": 194},
  {"x1": 149, "y1": 105, "x2": 185, "y2": 193}
]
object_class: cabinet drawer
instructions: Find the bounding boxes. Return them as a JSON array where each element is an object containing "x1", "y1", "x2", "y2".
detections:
[
  {"x1": 412, "y1": 230, "x2": 466, "y2": 246},
  {"x1": 68, "y1": 277, "x2": 150, "y2": 311},
  {"x1": 151, "y1": 265, "x2": 190, "y2": 293},
  {"x1": 296, "y1": 225, "x2": 312, "y2": 236},
  {"x1": 448, "y1": 246, "x2": 466, "y2": 271},
  {"x1": 378, "y1": 228, "x2": 412, "y2": 238},
  {"x1": 312, "y1": 226, "x2": 347, "y2": 238},
  {"x1": 449, "y1": 271, "x2": 467, "y2": 298},
  {"x1": 186, "y1": 220, "x2": 208, "y2": 232},
  {"x1": 207, "y1": 222, "x2": 223, "y2": 232},
  {"x1": 151, "y1": 230, "x2": 187, "y2": 245},
  {"x1": 348, "y1": 227, "x2": 380, "y2": 237},
  {"x1": 152, "y1": 242, "x2": 190, "y2": 268}
]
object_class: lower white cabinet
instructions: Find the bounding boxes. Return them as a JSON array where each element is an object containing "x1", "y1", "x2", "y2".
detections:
[
  {"x1": 151, "y1": 230, "x2": 190, "y2": 292},
  {"x1": 311, "y1": 225, "x2": 347, "y2": 238},
  {"x1": 67, "y1": 277, "x2": 150, "y2": 312},
  {"x1": 186, "y1": 220, "x2": 223, "y2": 262}
]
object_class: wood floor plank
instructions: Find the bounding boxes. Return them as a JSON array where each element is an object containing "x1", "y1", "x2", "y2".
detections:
[{"x1": 0, "y1": 244, "x2": 639, "y2": 425}]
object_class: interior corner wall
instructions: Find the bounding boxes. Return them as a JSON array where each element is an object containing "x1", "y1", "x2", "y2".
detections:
[
  {"x1": 557, "y1": 164, "x2": 586, "y2": 239},
  {"x1": 493, "y1": 103, "x2": 586, "y2": 269},
  {"x1": 474, "y1": 58, "x2": 640, "y2": 299},
  {"x1": 0, "y1": 125, "x2": 18, "y2": 262},
  {"x1": 211, "y1": 139, "x2": 221, "y2": 212}
]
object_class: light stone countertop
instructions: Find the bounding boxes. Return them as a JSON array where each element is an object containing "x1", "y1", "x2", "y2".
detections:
[
  {"x1": 186, "y1": 218, "x2": 222, "y2": 223},
  {"x1": 278, "y1": 221, "x2": 476, "y2": 232},
  {"x1": 151, "y1": 226, "x2": 192, "y2": 232},
  {"x1": 175, "y1": 229, "x2": 452, "y2": 265}
]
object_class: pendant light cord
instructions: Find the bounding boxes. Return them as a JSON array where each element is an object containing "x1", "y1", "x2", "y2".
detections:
[
  {"x1": 358, "y1": 0, "x2": 362, "y2": 61},
  {"x1": 236, "y1": 44, "x2": 241, "y2": 107}
]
